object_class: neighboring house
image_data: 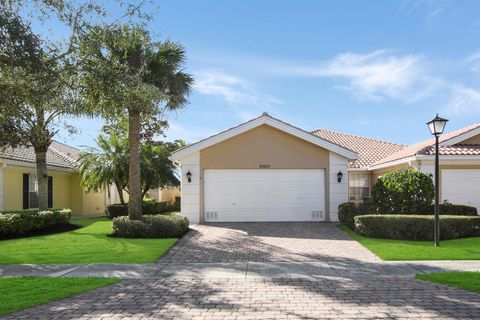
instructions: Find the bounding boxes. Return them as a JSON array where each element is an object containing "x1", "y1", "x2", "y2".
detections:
[
  {"x1": 108, "y1": 186, "x2": 180, "y2": 204},
  {"x1": 171, "y1": 113, "x2": 480, "y2": 224},
  {"x1": 148, "y1": 186, "x2": 181, "y2": 203},
  {"x1": 0, "y1": 141, "x2": 107, "y2": 216}
]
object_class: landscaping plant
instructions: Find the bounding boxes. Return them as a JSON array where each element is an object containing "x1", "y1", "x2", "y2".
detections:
[{"x1": 372, "y1": 169, "x2": 434, "y2": 214}]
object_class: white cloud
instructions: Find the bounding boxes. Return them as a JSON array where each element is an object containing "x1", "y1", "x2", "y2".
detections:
[
  {"x1": 164, "y1": 123, "x2": 216, "y2": 144},
  {"x1": 275, "y1": 50, "x2": 435, "y2": 103},
  {"x1": 466, "y1": 50, "x2": 480, "y2": 72},
  {"x1": 443, "y1": 85, "x2": 480, "y2": 115},
  {"x1": 194, "y1": 70, "x2": 283, "y2": 108}
]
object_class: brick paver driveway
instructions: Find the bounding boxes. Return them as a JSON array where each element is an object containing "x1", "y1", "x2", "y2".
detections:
[
  {"x1": 160, "y1": 222, "x2": 379, "y2": 263},
  {"x1": 3, "y1": 223, "x2": 480, "y2": 319}
]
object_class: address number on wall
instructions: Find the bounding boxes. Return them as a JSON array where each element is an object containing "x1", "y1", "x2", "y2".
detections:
[{"x1": 258, "y1": 164, "x2": 271, "y2": 168}]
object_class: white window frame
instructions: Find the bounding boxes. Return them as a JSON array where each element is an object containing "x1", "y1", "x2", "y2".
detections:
[
  {"x1": 28, "y1": 173, "x2": 39, "y2": 209},
  {"x1": 348, "y1": 172, "x2": 371, "y2": 204}
]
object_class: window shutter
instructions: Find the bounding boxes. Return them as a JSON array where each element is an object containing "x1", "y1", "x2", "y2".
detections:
[
  {"x1": 23, "y1": 174, "x2": 29, "y2": 209},
  {"x1": 48, "y1": 176, "x2": 53, "y2": 208}
]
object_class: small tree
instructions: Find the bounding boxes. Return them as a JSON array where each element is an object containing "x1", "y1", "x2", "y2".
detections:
[
  {"x1": 78, "y1": 132, "x2": 182, "y2": 203},
  {"x1": 78, "y1": 134, "x2": 129, "y2": 204},
  {"x1": 372, "y1": 168, "x2": 434, "y2": 214}
]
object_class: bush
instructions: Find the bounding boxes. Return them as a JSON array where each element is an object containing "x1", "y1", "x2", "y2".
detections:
[
  {"x1": 372, "y1": 169, "x2": 434, "y2": 214},
  {"x1": 338, "y1": 202, "x2": 376, "y2": 230},
  {"x1": 354, "y1": 214, "x2": 480, "y2": 240},
  {"x1": 437, "y1": 203, "x2": 477, "y2": 216},
  {"x1": 112, "y1": 214, "x2": 189, "y2": 238},
  {"x1": 0, "y1": 209, "x2": 71, "y2": 236},
  {"x1": 106, "y1": 199, "x2": 180, "y2": 219}
]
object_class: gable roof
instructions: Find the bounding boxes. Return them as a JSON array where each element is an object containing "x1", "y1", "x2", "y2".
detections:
[
  {"x1": 370, "y1": 123, "x2": 480, "y2": 168},
  {"x1": 1, "y1": 141, "x2": 79, "y2": 170},
  {"x1": 312, "y1": 129, "x2": 405, "y2": 169},
  {"x1": 171, "y1": 113, "x2": 358, "y2": 161}
]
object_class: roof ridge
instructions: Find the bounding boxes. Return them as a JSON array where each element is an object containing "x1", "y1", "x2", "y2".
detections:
[
  {"x1": 51, "y1": 140, "x2": 81, "y2": 152},
  {"x1": 312, "y1": 128, "x2": 406, "y2": 147},
  {"x1": 48, "y1": 145, "x2": 77, "y2": 167}
]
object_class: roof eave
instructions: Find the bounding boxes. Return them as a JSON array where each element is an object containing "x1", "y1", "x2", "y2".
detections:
[{"x1": 171, "y1": 114, "x2": 358, "y2": 162}]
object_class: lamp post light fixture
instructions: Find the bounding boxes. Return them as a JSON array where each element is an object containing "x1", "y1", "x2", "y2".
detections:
[{"x1": 426, "y1": 114, "x2": 448, "y2": 247}]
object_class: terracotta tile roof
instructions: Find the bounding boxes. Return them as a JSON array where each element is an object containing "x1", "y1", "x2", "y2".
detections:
[
  {"x1": 312, "y1": 129, "x2": 405, "y2": 168},
  {"x1": 371, "y1": 123, "x2": 480, "y2": 167},
  {"x1": 422, "y1": 144, "x2": 480, "y2": 155},
  {"x1": 1, "y1": 141, "x2": 79, "y2": 169}
]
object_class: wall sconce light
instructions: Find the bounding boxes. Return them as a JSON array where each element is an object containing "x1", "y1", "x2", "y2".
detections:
[
  {"x1": 186, "y1": 171, "x2": 192, "y2": 183},
  {"x1": 337, "y1": 171, "x2": 343, "y2": 183},
  {"x1": 429, "y1": 173, "x2": 433, "y2": 179}
]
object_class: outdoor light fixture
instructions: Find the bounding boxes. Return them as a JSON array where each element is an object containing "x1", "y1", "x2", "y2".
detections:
[
  {"x1": 427, "y1": 114, "x2": 449, "y2": 136},
  {"x1": 186, "y1": 171, "x2": 192, "y2": 183},
  {"x1": 337, "y1": 171, "x2": 343, "y2": 183},
  {"x1": 427, "y1": 114, "x2": 449, "y2": 247}
]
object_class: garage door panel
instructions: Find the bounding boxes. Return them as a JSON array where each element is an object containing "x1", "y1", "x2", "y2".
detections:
[
  {"x1": 442, "y1": 169, "x2": 480, "y2": 211},
  {"x1": 204, "y1": 169, "x2": 325, "y2": 222}
]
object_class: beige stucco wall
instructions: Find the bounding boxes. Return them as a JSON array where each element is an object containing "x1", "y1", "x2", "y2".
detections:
[
  {"x1": 201, "y1": 125, "x2": 329, "y2": 169},
  {"x1": 3, "y1": 166, "x2": 73, "y2": 211},
  {"x1": 460, "y1": 134, "x2": 480, "y2": 144},
  {"x1": 198, "y1": 124, "x2": 330, "y2": 222},
  {"x1": 2, "y1": 166, "x2": 105, "y2": 216}
]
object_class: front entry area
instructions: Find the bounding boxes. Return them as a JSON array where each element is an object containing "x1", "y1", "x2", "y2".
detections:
[{"x1": 204, "y1": 169, "x2": 325, "y2": 222}]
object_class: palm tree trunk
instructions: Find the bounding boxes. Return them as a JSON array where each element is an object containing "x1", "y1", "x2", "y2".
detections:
[
  {"x1": 114, "y1": 182, "x2": 126, "y2": 205},
  {"x1": 35, "y1": 148, "x2": 48, "y2": 210},
  {"x1": 128, "y1": 109, "x2": 143, "y2": 220}
]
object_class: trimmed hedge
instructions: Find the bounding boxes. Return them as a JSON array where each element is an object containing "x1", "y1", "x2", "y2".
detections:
[
  {"x1": 106, "y1": 199, "x2": 180, "y2": 219},
  {"x1": 0, "y1": 209, "x2": 72, "y2": 236},
  {"x1": 354, "y1": 214, "x2": 480, "y2": 240},
  {"x1": 434, "y1": 203, "x2": 477, "y2": 216},
  {"x1": 338, "y1": 202, "x2": 477, "y2": 229},
  {"x1": 338, "y1": 202, "x2": 376, "y2": 230},
  {"x1": 112, "y1": 214, "x2": 189, "y2": 238}
]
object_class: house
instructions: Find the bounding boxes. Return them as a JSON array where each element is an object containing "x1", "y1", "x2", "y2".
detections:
[
  {"x1": 0, "y1": 141, "x2": 181, "y2": 216},
  {"x1": 171, "y1": 113, "x2": 480, "y2": 224},
  {"x1": 0, "y1": 141, "x2": 107, "y2": 216}
]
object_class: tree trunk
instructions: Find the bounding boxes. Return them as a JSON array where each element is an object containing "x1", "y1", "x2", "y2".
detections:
[
  {"x1": 114, "y1": 182, "x2": 126, "y2": 205},
  {"x1": 128, "y1": 109, "x2": 143, "y2": 220},
  {"x1": 35, "y1": 148, "x2": 49, "y2": 210}
]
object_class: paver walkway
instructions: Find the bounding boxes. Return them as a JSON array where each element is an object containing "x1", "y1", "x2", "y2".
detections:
[{"x1": 2, "y1": 223, "x2": 480, "y2": 319}]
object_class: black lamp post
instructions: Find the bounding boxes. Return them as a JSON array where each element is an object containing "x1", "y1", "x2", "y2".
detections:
[{"x1": 426, "y1": 114, "x2": 448, "y2": 247}]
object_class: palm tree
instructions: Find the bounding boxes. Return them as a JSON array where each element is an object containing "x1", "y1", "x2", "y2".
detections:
[
  {"x1": 78, "y1": 134, "x2": 182, "y2": 205},
  {"x1": 78, "y1": 25, "x2": 193, "y2": 220},
  {"x1": 78, "y1": 134, "x2": 129, "y2": 204}
]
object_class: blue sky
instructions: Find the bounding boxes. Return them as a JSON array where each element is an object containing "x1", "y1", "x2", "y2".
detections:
[{"x1": 52, "y1": 0, "x2": 480, "y2": 148}]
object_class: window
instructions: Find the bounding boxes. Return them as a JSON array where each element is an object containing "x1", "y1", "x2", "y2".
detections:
[
  {"x1": 29, "y1": 174, "x2": 39, "y2": 209},
  {"x1": 349, "y1": 172, "x2": 370, "y2": 203}
]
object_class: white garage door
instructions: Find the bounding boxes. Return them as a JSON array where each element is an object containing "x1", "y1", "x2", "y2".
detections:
[
  {"x1": 442, "y1": 169, "x2": 480, "y2": 211},
  {"x1": 204, "y1": 169, "x2": 325, "y2": 222}
]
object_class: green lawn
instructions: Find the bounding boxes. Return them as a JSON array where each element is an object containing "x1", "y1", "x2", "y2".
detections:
[
  {"x1": 0, "y1": 218, "x2": 178, "y2": 264},
  {"x1": 417, "y1": 272, "x2": 480, "y2": 293},
  {"x1": 339, "y1": 225, "x2": 480, "y2": 260},
  {"x1": 0, "y1": 277, "x2": 119, "y2": 316}
]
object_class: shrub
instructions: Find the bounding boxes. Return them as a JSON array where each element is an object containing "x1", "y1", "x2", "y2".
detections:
[
  {"x1": 338, "y1": 202, "x2": 376, "y2": 230},
  {"x1": 438, "y1": 203, "x2": 477, "y2": 216},
  {"x1": 354, "y1": 214, "x2": 480, "y2": 240},
  {"x1": 112, "y1": 214, "x2": 189, "y2": 238},
  {"x1": 0, "y1": 209, "x2": 71, "y2": 236},
  {"x1": 372, "y1": 169, "x2": 434, "y2": 214},
  {"x1": 106, "y1": 199, "x2": 180, "y2": 219}
]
